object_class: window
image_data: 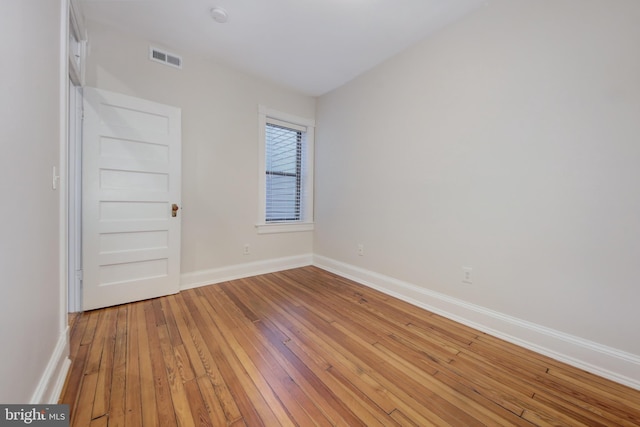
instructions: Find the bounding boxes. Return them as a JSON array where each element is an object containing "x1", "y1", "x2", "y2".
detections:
[
  {"x1": 265, "y1": 123, "x2": 303, "y2": 222},
  {"x1": 257, "y1": 106, "x2": 314, "y2": 234}
]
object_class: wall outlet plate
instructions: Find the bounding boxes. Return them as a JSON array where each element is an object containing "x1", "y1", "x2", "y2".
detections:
[{"x1": 462, "y1": 266, "x2": 473, "y2": 284}]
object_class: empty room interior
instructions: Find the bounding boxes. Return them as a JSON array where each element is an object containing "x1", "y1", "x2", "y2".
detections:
[{"x1": 3, "y1": 0, "x2": 640, "y2": 425}]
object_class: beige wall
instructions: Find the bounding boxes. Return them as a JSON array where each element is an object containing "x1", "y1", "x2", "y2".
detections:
[
  {"x1": 84, "y1": 20, "x2": 316, "y2": 279},
  {"x1": 0, "y1": 0, "x2": 65, "y2": 402},
  {"x1": 316, "y1": 0, "x2": 640, "y2": 358}
]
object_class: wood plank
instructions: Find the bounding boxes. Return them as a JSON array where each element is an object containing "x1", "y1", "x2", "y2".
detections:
[
  {"x1": 161, "y1": 297, "x2": 184, "y2": 347},
  {"x1": 144, "y1": 301, "x2": 178, "y2": 427},
  {"x1": 183, "y1": 379, "x2": 213, "y2": 427},
  {"x1": 531, "y1": 391, "x2": 625, "y2": 427},
  {"x1": 284, "y1": 268, "x2": 477, "y2": 346},
  {"x1": 106, "y1": 306, "x2": 128, "y2": 427},
  {"x1": 173, "y1": 291, "x2": 244, "y2": 424},
  {"x1": 451, "y1": 351, "x2": 537, "y2": 398},
  {"x1": 196, "y1": 375, "x2": 231, "y2": 426},
  {"x1": 83, "y1": 309, "x2": 109, "y2": 376},
  {"x1": 60, "y1": 311, "x2": 91, "y2": 409},
  {"x1": 179, "y1": 291, "x2": 271, "y2": 427},
  {"x1": 389, "y1": 408, "x2": 435, "y2": 427},
  {"x1": 281, "y1": 337, "x2": 376, "y2": 427},
  {"x1": 157, "y1": 320, "x2": 196, "y2": 427},
  {"x1": 88, "y1": 415, "x2": 107, "y2": 427},
  {"x1": 248, "y1": 277, "x2": 460, "y2": 426},
  {"x1": 124, "y1": 303, "x2": 143, "y2": 427},
  {"x1": 70, "y1": 372, "x2": 98, "y2": 427},
  {"x1": 137, "y1": 300, "x2": 159, "y2": 427},
  {"x1": 188, "y1": 288, "x2": 296, "y2": 427},
  {"x1": 221, "y1": 282, "x2": 386, "y2": 427},
  {"x1": 68, "y1": 312, "x2": 90, "y2": 360},
  {"x1": 80, "y1": 310, "x2": 100, "y2": 346},
  {"x1": 247, "y1": 277, "x2": 399, "y2": 415},
  {"x1": 430, "y1": 353, "x2": 528, "y2": 417},
  {"x1": 547, "y1": 367, "x2": 640, "y2": 407},
  {"x1": 433, "y1": 370, "x2": 534, "y2": 426},
  {"x1": 209, "y1": 285, "x2": 334, "y2": 427},
  {"x1": 59, "y1": 328, "x2": 89, "y2": 414},
  {"x1": 168, "y1": 294, "x2": 208, "y2": 379},
  {"x1": 151, "y1": 298, "x2": 166, "y2": 326},
  {"x1": 90, "y1": 307, "x2": 117, "y2": 420},
  {"x1": 220, "y1": 282, "x2": 377, "y2": 427}
]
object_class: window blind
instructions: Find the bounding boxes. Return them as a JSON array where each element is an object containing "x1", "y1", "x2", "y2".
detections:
[{"x1": 265, "y1": 122, "x2": 303, "y2": 222}]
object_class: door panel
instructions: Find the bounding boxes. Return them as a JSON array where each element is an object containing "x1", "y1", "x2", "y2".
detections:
[{"x1": 82, "y1": 87, "x2": 181, "y2": 310}]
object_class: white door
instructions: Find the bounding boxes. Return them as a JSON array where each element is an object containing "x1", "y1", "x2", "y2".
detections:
[{"x1": 82, "y1": 87, "x2": 181, "y2": 310}]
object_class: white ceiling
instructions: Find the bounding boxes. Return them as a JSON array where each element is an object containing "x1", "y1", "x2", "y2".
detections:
[{"x1": 81, "y1": 0, "x2": 486, "y2": 96}]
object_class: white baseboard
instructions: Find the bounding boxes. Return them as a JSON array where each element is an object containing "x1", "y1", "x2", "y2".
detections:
[
  {"x1": 180, "y1": 254, "x2": 313, "y2": 291},
  {"x1": 30, "y1": 327, "x2": 71, "y2": 404},
  {"x1": 313, "y1": 255, "x2": 640, "y2": 391}
]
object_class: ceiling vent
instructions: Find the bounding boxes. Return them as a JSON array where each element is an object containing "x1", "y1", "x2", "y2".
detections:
[{"x1": 149, "y1": 46, "x2": 182, "y2": 69}]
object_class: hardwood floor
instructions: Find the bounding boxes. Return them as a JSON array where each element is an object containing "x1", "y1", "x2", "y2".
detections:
[{"x1": 60, "y1": 266, "x2": 640, "y2": 426}]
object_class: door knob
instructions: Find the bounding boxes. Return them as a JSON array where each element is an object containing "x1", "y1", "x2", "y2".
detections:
[{"x1": 171, "y1": 203, "x2": 179, "y2": 217}]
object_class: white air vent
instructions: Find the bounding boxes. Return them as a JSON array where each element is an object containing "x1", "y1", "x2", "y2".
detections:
[{"x1": 149, "y1": 46, "x2": 182, "y2": 69}]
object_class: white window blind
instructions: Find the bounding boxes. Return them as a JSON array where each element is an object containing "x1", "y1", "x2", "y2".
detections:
[{"x1": 265, "y1": 122, "x2": 304, "y2": 222}]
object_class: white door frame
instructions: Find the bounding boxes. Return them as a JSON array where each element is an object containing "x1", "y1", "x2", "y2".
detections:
[
  {"x1": 67, "y1": 83, "x2": 83, "y2": 313},
  {"x1": 66, "y1": 0, "x2": 86, "y2": 313}
]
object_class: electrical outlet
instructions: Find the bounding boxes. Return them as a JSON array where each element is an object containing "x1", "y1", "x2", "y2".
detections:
[
  {"x1": 243, "y1": 244, "x2": 250, "y2": 255},
  {"x1": 357, "y1": 244, "x2": 364, "y2": 256},
  {"x1": 462, "y1": 266, "x2": 472, "y2": 284}
]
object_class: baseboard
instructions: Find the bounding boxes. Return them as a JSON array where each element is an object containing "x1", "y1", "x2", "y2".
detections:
[
  {"x1": 313, "y1": 255, "x2": 640, "y2": 391},
  {"x1": 30, "y1": 327, "x2": 71, "y2": 404},
  {"x1": 180, "y1": 254, "x2": 314, "y2": 291}
]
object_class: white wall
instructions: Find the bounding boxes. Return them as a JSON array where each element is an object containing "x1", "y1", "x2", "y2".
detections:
[
  {"x1": 315, "y1": 0, "x2": 640, "y2": 385},
  {"x1": 0, "y1": 0, "x2": 68, "y2": 402},
  {"x1": 84, "y1": 21, "x2": 316, "y2": 286}
]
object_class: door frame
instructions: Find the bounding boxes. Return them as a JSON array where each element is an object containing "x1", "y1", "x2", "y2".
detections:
[
  {"x1": 67, "y1": 83, "x2": 83, "y2": 313},
  {"x1": 66, "y1": 0, "x2": 86, "y2": 313}
]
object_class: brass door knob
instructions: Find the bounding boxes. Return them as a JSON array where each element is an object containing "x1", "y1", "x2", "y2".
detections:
[{"x1": 171, "y1": 203, "x2": 179, "y2": 217}]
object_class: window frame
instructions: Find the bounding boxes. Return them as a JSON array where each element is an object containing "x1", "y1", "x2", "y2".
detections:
[{"x1": 257, "y1": 105, "x2": 315, "y2": 234}]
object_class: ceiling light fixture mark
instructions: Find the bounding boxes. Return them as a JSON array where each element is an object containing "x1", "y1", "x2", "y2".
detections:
[{"x1": 210, "y1": 7, "x2": 229, "y2": 24}]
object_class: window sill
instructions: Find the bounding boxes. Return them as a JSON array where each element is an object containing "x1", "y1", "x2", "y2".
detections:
[{"x1": 256, "y1": 222, "x2": 315, "y2": 234}]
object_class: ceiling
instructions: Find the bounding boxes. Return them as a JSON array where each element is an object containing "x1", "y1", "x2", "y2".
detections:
[{"x1": 80, "y1": 0, "x2": 486, "y2": 96}]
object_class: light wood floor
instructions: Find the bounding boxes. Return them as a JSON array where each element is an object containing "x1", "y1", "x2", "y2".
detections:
[{"x1": 60, "y1": 266, "x2": 640, "y2": 426}]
